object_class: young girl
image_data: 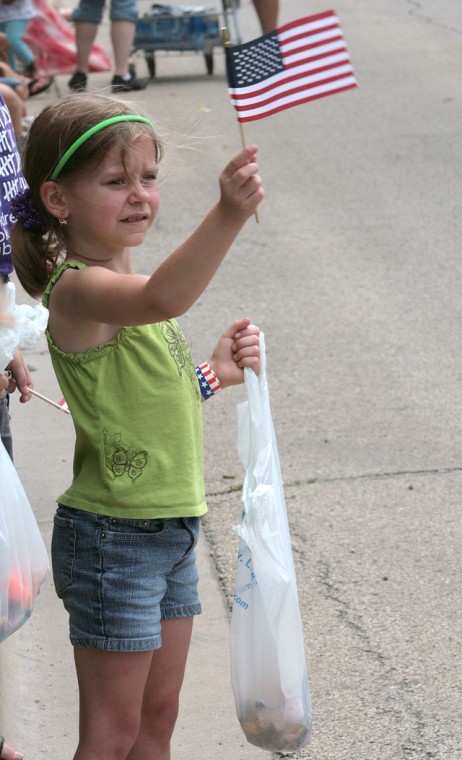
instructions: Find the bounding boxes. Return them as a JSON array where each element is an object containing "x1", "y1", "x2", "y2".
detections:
[{"x1": 11, "y1": 93, "x2": 264, "y2": 759}]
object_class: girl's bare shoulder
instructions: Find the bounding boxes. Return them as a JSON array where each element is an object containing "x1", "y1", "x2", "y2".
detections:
[{"x1": 47, "y1": 267, "x2": 127, "y2": 352}]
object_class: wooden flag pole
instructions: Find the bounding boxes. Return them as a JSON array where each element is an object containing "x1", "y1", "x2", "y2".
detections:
[
  {"x1": 27, "y1": 387, "x2": 70, "y2": 415},
  {"x1": 221, "y1": 26, "x2": 259, "y2": 224}
]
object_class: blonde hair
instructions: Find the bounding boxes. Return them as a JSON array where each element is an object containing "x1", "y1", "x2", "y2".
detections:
[{"x1": 12, "y1": 94, "x2": 162, "y2": 299}]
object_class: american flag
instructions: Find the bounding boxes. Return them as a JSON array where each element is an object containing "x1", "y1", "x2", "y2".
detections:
[
  {"x1": 225, "y1": 10, "x2": 357, "y2": 123},
  {"x1": 58, "y1": 397, "x2": 70, "y2": 414}
]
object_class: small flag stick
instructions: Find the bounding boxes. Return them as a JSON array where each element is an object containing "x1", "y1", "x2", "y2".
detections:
[
  {"x1": 221, "y1": 26, "x2": 260, "y2": 224},
  {"x1": 27, "y1": 387, "x2": 71, "y2": 415}
]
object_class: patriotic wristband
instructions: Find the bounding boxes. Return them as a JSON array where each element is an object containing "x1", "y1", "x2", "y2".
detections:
[{"x1": 196, "y1": 362, "x2": 222, "y2": 400}]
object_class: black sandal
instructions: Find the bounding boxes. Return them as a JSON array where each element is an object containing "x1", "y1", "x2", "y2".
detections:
[{"x1": 28, "y1": 75, "x2": 53, "y2": 97}]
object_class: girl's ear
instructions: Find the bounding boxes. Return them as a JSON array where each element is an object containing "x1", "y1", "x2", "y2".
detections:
[{"x1": 40, "y1": 181, "x2": 69, "y2": 222}]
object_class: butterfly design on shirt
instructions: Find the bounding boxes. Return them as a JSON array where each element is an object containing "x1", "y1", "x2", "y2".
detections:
[
  {"x1": 160, "y1": 320, "x2": 192, "y2": 377},
  {"x1": 104, "y1": 430, "x2": 148, "y2": 483},
  {"x1": 112, "y1": 447, "x2": 148, "y2": 482}
]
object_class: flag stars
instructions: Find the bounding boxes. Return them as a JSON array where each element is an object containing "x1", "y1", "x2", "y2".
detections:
[
  {"x1": 230, "y1": 35, "x2": 284, "y2": 86},
  {"x1": 195, "y1": 364, "x2": 221, "y2": 400}
]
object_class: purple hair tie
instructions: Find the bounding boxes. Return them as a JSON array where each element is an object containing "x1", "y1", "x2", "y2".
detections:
[{"x1": 11, "y1": 188, "x2": 45, "y2": 233}]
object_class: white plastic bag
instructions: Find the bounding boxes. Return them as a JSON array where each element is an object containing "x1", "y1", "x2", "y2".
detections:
[
  {"x1": 230, "y1": 333, "x2": 312, "y2": 752},
  {"x1": 0, "y1": 441, "x2": 49, "y2": 643}
]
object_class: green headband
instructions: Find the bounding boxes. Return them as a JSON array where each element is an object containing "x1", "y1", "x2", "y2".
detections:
[{"x1": 49, "y1": 115, "x2": 155, "y2": 180}]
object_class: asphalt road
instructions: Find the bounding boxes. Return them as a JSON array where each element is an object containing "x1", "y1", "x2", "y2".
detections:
[
  {"x1": 178, "y1": 1, "x2": 462, "y2": 757},
  {"x1": 2, "y1": 0, "x2": 462, "y2": 757}
]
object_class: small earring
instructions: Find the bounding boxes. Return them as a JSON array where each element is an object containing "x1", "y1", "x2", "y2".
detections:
[{"x1": 59, "y1": 211, "x2": 68, "y2": 226}]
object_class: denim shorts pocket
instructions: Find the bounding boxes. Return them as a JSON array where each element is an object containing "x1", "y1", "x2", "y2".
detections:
[
  {"x1": 51, "y1": 511, "x2": 76, "y2": 596},
  {"x1": 103, "y1": 517, "x2": 165, "y2": 539},
  {"x1": 181, "y1": 517, "x2": 201, "y2": 551}
]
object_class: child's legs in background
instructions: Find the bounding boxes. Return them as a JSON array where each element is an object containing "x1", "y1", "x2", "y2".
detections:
[
  {"x1": 1, "y1": 19, "x2": 34, "y2": 71},
  {"x1": 73, "y1": 617, "x2": 193, "y2": 760}
]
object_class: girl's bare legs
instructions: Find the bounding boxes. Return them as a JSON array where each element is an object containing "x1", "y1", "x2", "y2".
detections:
[
  {"x1": 127, "y1": 618, "x2": 194, "y2": 760},
  {"x1": 73, "y1": 648, "x2": 153, "y2": 760},
  {"x1": 73, "y1": 617, "x2": 193, "y2": 760}
]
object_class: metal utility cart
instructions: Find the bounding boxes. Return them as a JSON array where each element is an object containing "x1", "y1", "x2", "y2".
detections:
[{"x1": 131, "y1": 1, "x2": 240, "y2": 79}]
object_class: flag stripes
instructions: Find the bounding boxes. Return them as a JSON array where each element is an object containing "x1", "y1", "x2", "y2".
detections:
[
  {"x1": 225, "y1": 10, "x2": 357, "y2": 123},
  {"x1": 58, "y1": 397, "x2": 70, "y2": 413}
]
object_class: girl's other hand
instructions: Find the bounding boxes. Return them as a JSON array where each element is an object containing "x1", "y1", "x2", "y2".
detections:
[
  {"x1": 218, "y1": 146, "x2": 264, "y2": 221},
  {"x1": 5, "y1": 350, "x2": 33, "y2": 402},
  {"x1": 208, "y1": 318, "x2": 261, "y2": 388}
]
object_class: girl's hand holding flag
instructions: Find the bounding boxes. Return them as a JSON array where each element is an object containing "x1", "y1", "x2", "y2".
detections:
[{"x1": 218, "y1": 145, "x2": 264, "y2": 222}]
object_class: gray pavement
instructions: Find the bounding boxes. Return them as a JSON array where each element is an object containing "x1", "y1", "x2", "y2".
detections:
[
  {"x1": 1, "y1": 334, "x2": 267, "y2": 759},
  {"x1": 1, "y1": 0, "x2": 462, "y2": 757}
]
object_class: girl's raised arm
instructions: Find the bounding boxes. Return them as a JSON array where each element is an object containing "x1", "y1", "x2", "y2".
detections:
[
  {"x1": 146, "y1": 145, "x2": 263, "y2": 318},
  {"x1": 52, "y1": 146, "x2": 264, "y2": 328}
]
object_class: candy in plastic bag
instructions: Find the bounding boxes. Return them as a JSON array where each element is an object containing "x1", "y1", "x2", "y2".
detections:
[
  {"x1": 230, "y1": 333, "x2": 312, "y2": 752},
  {"x1": 0, "y1": 441, "x2": 49, "y2": 642}
]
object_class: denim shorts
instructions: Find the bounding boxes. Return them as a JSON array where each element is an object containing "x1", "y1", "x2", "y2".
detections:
[
  {"x1": 72, "y1": 0, "x2": 138, "y2": 24},
  {"x1": 51, "y1": 505, "x2": 202, "y2": 651}
]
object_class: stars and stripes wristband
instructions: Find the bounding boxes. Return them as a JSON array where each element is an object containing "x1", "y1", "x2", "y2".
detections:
[{"x1": 196, "y1": 362, "x2": 222, "y2": 400}]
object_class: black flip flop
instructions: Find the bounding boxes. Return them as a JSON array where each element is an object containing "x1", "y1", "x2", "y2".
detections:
[{"x1": 28, "y1": 76, "x2": 53, "y2": 97}]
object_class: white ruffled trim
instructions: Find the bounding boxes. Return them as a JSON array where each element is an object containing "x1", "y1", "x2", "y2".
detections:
[{"x1": 0, "y1": 282, "x2": 49, "y2": 370}]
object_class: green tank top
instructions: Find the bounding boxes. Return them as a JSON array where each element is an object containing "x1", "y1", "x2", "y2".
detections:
[{"x1": 43, "y1": 261, "x2": 206, "y2": 518}]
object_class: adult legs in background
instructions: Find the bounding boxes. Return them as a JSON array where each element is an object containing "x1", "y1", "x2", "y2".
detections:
[
  {"x1": 69, "y1": 0, "x2": 147, "y2": 92},
  {"x1": 68, "y1": 0, "x2": 105, "y2": 90},
  {"x1": 253, "y1": 0, "x2": 279, "y2": 34},
  {"x1": 111, "y1": 19, "x2": 136, "y2": 77},
  {"x1": 72, "y1": 18, "x2": 138, "y2": 80},
  {"x1": 74, "y1": 21, "x2": 99, "y2": 74},
  {"x1": 73, "y1": 618, "x2": 193, "y2": 760}
]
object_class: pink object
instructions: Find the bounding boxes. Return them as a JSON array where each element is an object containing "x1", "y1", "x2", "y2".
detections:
[
  {"x1": 24, "y1": 0, "x2": 112, "y2": 76},
  {"x1": 58, "y1": 396, "x2": 69, "y2": 413}
]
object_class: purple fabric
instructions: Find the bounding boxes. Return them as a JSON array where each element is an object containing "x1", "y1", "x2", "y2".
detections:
[{"x1": 0, "y1": 94, "x2": 27, "y2": 276}]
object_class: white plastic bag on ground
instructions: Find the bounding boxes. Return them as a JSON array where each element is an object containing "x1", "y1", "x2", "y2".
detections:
[{"x1": 230, "y1": 333, "x2": 312, "y2": 752}]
